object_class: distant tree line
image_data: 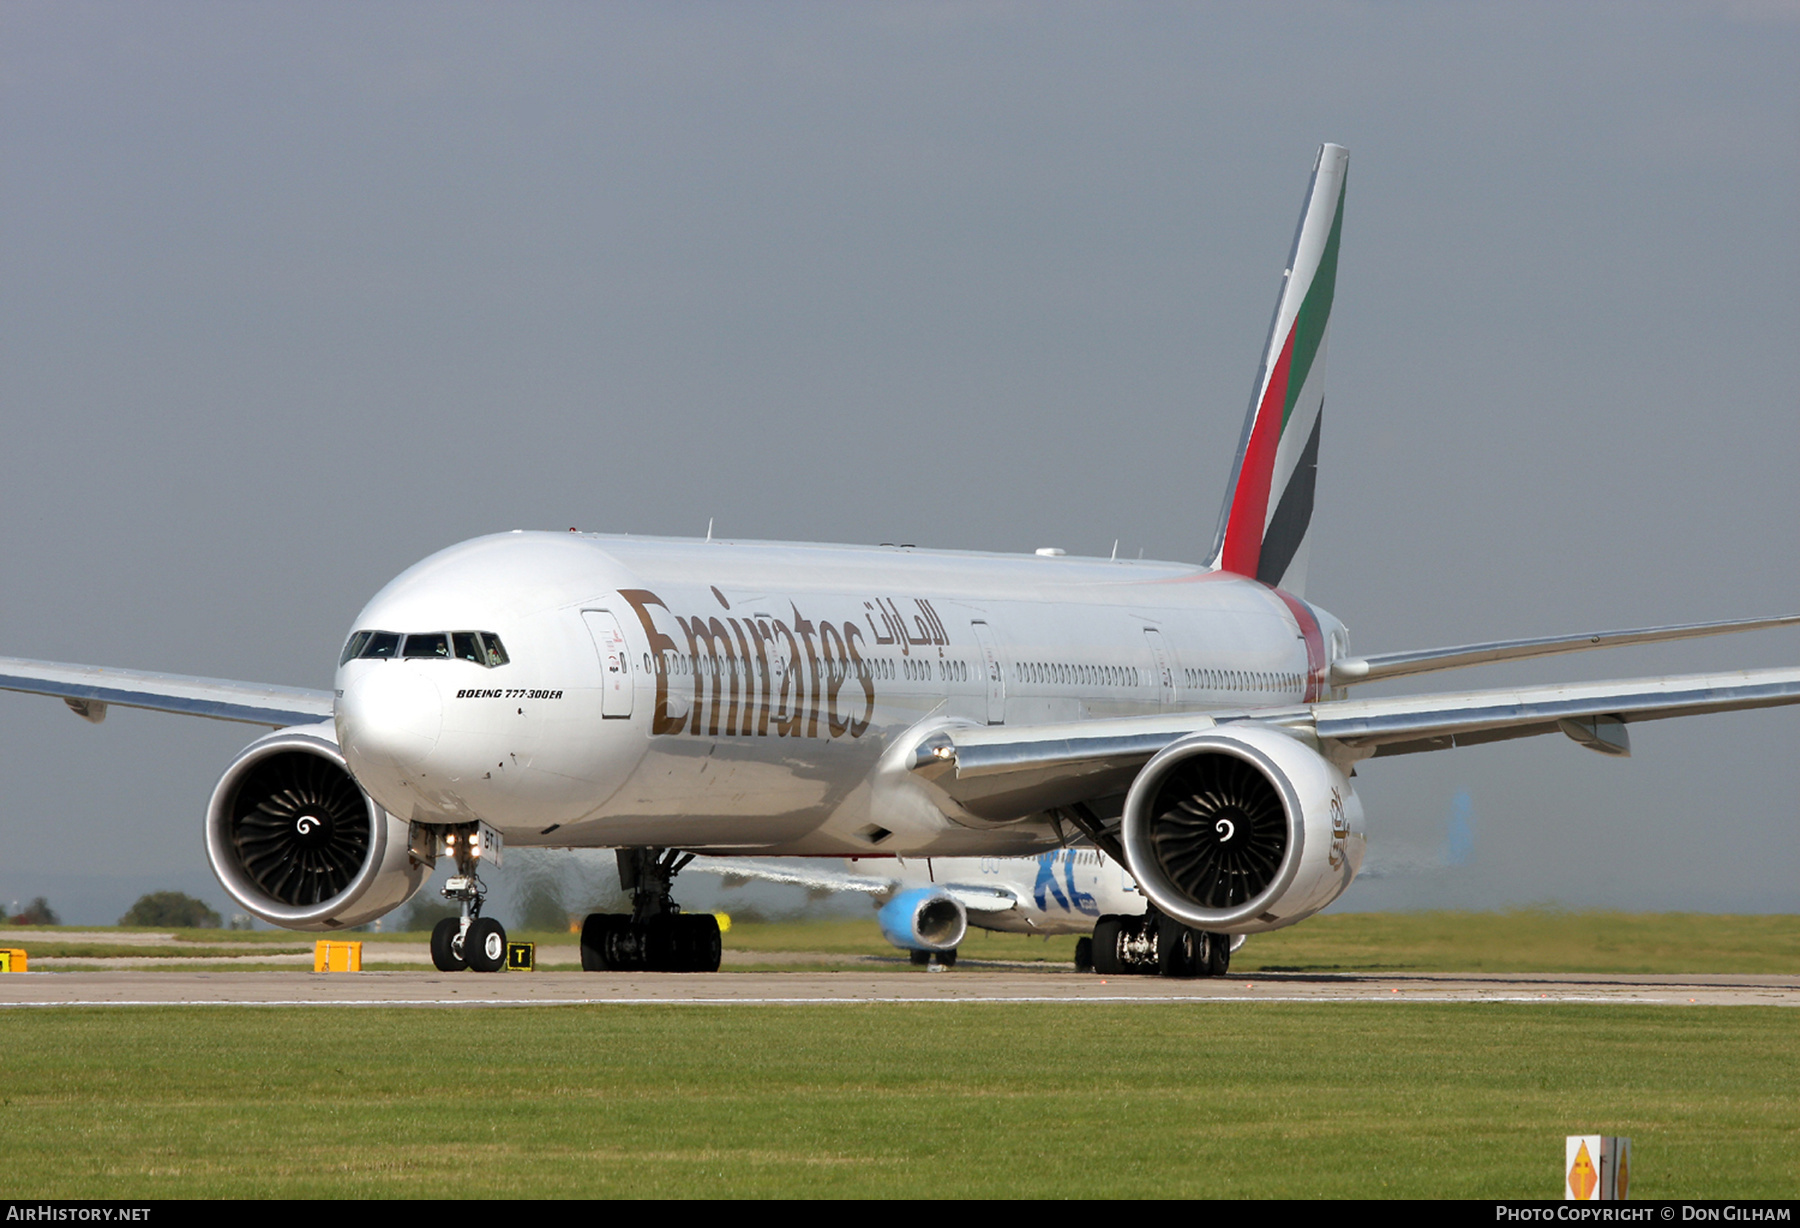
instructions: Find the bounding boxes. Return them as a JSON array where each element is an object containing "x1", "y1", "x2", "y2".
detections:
[
  {"x1": 118, "y1": 892, "x2": 222, "y2": 929},
  {"x1": 5, "y1": 897, "x2": 59, "y2": 926}
]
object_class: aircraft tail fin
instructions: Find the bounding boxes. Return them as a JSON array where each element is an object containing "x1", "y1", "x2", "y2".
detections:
[{"x1": 1208, "y1": 143, "x2": 1348, "y2": 597}]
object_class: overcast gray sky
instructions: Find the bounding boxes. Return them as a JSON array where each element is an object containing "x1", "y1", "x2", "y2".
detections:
[{"x1": 2, "y1": 3, "x2": 1795, "y2": 924}]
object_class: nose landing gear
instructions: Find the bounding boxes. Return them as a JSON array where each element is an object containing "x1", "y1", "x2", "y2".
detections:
[
  {"x1": 579, "y1": 847, "x2": 722, "y2": 973},
  {"x1": 426, "y1": 825, "x2": 507, "y2": 973}
]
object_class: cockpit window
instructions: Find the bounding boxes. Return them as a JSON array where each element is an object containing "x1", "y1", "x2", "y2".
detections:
[
  {"x1": 339, "y1": 631, "x2": 373, "y2": 666},
  {"x1": 344, "y1": 629, "x2": 509, "y2": 667},
  {"x1": 402, "y1": 632, "x2": 450, "y2": 659},
  {"x1": 359, "y1": 631, "x2": 402, "y2": 660}
]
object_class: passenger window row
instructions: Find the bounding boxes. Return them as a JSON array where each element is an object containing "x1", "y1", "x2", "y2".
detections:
[
  {"x1": 1017, "y1": 662, "x2": 1142, "y2": 688},
  {"x1": 1183, "y1": 667, "x2": 1301, "y2": 693},
  {"x1": 340, "y1": 630, "x2": 511, "y2": 668}
]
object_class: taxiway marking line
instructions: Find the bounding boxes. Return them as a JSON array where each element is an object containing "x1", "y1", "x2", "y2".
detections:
[{"x1": 0, "y1": 994, "x2": 1744, "y2": 1008}]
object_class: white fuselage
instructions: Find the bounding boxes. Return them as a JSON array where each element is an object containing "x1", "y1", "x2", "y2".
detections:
[{"x1": 334, "y1": 531, "x2": 1346, "y2": 858}]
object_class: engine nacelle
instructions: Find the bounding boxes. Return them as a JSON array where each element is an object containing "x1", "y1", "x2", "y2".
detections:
[
  {"x1": 1120, "y1": 724, "x2": 1364, "y2": 934},
  {"x1": 877, "y1": 887, "x2": 968, "y2": 952},
  {"x1": 205, "y1": 722, "x2": 431, "y2": 931}
]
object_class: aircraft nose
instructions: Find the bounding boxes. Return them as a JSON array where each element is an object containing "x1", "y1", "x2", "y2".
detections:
[{"x1": 336, "y1": 666, "x2": 444, "y2": 802}]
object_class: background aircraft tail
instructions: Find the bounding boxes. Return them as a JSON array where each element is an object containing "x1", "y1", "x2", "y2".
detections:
[{"x1": 1207, "y1": 143, "x2": 1348, "y2": 597}]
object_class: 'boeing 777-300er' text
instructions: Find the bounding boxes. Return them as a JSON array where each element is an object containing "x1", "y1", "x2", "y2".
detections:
[{"x1": 5, "y1": 144, "x2": 1796, "y2": 976}]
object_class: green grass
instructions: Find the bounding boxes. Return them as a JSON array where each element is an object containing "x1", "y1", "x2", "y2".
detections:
[
  {"x1": 718, "y1": 910, "x2": 1800, "y2": 975},
  {"x1": 0, "y1": 1003, "x2": 1793, "y2": 1198},
  {"x1": 1236, "y1": 910, "x2": 1800, "y2": 975}
]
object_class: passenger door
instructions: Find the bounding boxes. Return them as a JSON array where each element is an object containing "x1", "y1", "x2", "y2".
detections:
[
  {"x1": 1143, "y1": 627, "x2": 1176, "y2": 709},
  {"x1": 970, "y1": 621, "x2": 1006, "y2": 725},
  {"x1": 582, "y1": 609, "x2": 635, "y2": 719}
]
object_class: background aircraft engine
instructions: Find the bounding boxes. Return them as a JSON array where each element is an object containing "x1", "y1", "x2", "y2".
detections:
[
  {"x1": 205, "y1": 723, "x2": 430, "y2": 931},
  {"x1": 1120, "y1": 724, "x2": 1364, "y2": 934},
  {"x1": 877, "y1": 887, "x2": 968, "y2": 953}
]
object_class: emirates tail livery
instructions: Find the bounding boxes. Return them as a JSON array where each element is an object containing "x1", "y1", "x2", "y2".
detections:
[{"x1": 4, "y1": 144, "x2": 1795, "y2": 976}]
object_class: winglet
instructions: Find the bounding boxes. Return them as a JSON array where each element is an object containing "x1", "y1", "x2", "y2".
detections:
[{"x1": 1209, "y1": 143, "x2": 1348, "y2": 597}]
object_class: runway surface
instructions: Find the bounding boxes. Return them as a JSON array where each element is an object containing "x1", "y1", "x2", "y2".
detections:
[{"x1": 1, "y1": 968, "x2": 1793, "y2": 1007}]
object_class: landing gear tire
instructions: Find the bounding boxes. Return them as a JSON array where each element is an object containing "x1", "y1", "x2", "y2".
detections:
[
  {"x1": 1074, "y1": 936, "x2": 1094, "y2": 973},
  {"x1": 580, "y1": 913, "x2": 621, "y2": 971},
  {"x1": 430, "y1": 917, "x2": 468, "y2": 972},
  {"x1": 1157, "y1": 915, "x2": 1197, "y2": 978},
  {"x1": 910, "y1": 948, "x2": 931, "y2": 966},
  {"x1": 1205, "y1": 932, "x2": 1231, "y2": 977},
  {"x1": 676, "y1": 913, "x2": 722, "y2": 973},
  {"x1": 936, "y1": 948, "x2": 956, "y2": 968},
  {"x1": 466, "y1": 917, "x2": 507, "y2": 973},
  {"x1": 1092, "y1": 916, "x2": 1123, "y2": 975},
  {"x1": 578, "y1": 911, "x2": 720, "y2": 972}
]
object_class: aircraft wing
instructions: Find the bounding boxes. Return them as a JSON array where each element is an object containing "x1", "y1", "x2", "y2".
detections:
[
  {"x1": 910, "y1": 665, "x2": 1800, "y2": 820},
  {"x1": 934, "y1": 883, "x2": 1022, "y2": 913},
  {"x1": 686, "y1": 857, "x2": 896, "y2": 896},
  {"x1": 685, "y1": 857, "x2": 1022, "y2": 913},
  {"x1": 0, "y1": 657, "x2": 333, "y2": 728},
  {"x1": 1305, "y1": 667, "x2": 1800, "y2": 756},
  {"x1": 1328, "y1": 613, "x2": 1800, "y2": 686}
]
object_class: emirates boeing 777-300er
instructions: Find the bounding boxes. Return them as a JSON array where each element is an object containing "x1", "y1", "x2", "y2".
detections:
[{"x1": 5, "y1": 144, "x2": 1796, "y2": 976}]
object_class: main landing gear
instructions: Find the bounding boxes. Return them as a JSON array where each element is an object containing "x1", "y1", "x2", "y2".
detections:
[
  {"x1": 1086, "y1": 910, "x2": 1232, "y2": 978},
  {"x1": 909, "y1": 948, "x2": 958, "y2": 969},
  {"x1": 580, "y1": 848, "x2": 722, "y2": 973},
  {"x1": 428, "y1": 827, "x2": 507, "y2": 973}
]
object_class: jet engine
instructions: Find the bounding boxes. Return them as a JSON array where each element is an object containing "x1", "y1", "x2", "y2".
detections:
[
  {"x1": 1120, "y1": 723, "x2": 1363, "y2": 934},
  {"x1": 877, "y1": 887, "x2": 968, "y2": 953},
  {"x1": 204, "y1": 722, "x2": 431, "y2": 931}
]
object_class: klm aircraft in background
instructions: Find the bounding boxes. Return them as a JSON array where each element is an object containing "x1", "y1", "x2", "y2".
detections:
[{"x1": 2, "y1": 144, "x2": 1795, "y2": 979}]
